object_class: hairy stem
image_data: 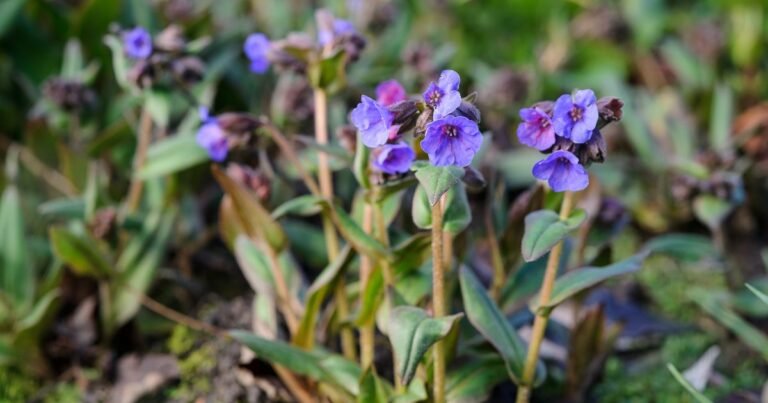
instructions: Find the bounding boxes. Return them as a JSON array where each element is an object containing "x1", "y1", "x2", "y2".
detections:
[
  {"x1": 125, "y1": 106, "x2": 153, "y2": 213},
  {"x1": 516, "y1": 191, "x2": 575, "y2": 403},
  {"x1": 314, "y1": 88, "x2": 355, "y2": 360},
  {"x1": 486, "y1": 210, "x2": 506, "y2": 301},
  {"x1": 432, "y1": 193, "x2": 447, "y2": 403},
  {"x1": 359, "y1": 203, "x2": 375, "y2": 368}
]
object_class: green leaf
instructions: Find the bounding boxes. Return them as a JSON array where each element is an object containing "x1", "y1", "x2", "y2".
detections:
[
  {"x1": 321, "y1": 200, "x2": 391, "y2": 262},
  {"x1": 459, "y1": 267, "x2": 543, "y2": 386},
  {"x1": 355, "y1": 267, "x2": 384, "y2": 327},
  {"x1": 212, "y1": 166, "x2": 287, "y2": 252},
  {"x1": 233, "y1": 236, "x2": 275, "y2": 296},
  {"x1": 38, "y1": 198, "x2": 86, "y2": 220},
  {"x1": 532, "y1": 254, "x2": 646, "y2": 313},
  {"x1": 412, "y1": 161, "x2": 465, "y2": 206},
  {"x1": 104, "y1": 35, "x2": 130, "y2": 89},
  {"x1": 231, "y1": 330, "x2": 362, "y2": 396},
  {"x1": 0, "y1": 0, "x2": 25, "y2": 39},
  {"x1": 138, "y1": 135, "x2": 210, "y2": 179},
  {"x1": 693, "y1": 195, "x2": 733, "y2": 231},
  {"x1": 746, "y1": 283, "x2": 768, "y2": 306},
  {"x1": 293, "y1": 245, "x2": 354, "y2": 348},
  {"x1": 391, "y1": 233, "x2": 432, "y2": 277},
  {"x1": 13, "y1": 290, "x2": 59, "y2": 342},
  {"x1": 446, "y1": 356, "x2": 508, "y2": 403},
  {"x1": 691, "y1": 289, "x2": 768, "y2": 360},
  {"x1": 49, "y1": 227, "x2": 112, "y2": 278},
  {"x1": 144, "y1": 90, "x2": 173, "y2": 128},
  {"x1": 358, "y1": 367, "x2": 391, "y2": 403},
  {"x1": 61, "y1": 39, "x2": 84, "y2": 79},
  {"x1": 353, "y1": 135, "x2": 371, "y2": 189},
  {"x1": 521, "y1": 209, "x2": 586, "y2": 262},
  {"x1": 387, "y1": 306, "x2": 462, "y2": 385},
  {"x1": 111, "y1": 209, "x2": 175, "y2": 328},
  {"x1": 271, "y1": 195, "x2": 324, "y2": 220},
  {"x1": 667, "y1": 364, "x2": 712, "y2": 403},
  {"x1": 709, "y1": 83, "x2": 733, "y2": 152},
  {"x1": 412, "y1": 184, "x2": 471, "y2": 234},
  {"x1": 640, "y1": 233, "x2": 714, "y2": 262},
  {"x1": 308, "y1": 50, "x2": 347, "y2": 92},
  {"x1": 0, "y1": 186, "x2": 33, "y2": 308}
]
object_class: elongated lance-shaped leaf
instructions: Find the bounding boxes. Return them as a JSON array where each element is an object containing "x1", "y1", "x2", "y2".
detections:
[
  {"x1": 387, "y1": 306, "x2": 463, "y2": 385},
  {"x1": 412, "y1": 161, "x2": 465, "y2": 206},
  {"x1": 411, "y1": 184, "x2": 471, "y2": 234},
  {"x1": 446, "y1": 356, "x2": 508, "y2": 403},
  {"x1": 49, "y1": 227, "x2": 113, "y2": 279},
  {"x1": 358, "y1": 367, "x2": 392, "y2": 403},
  {"x1": 139, "y1": 135, "x2": 210, "y2": 180},
  {"x1": 746, "y1": 283, "x2": 768, "y2": 306},
  {"x1": 293, "y1": 245, "x2": 354, "y2": 348},
  {"x1": 271, "y1": 195, "x2": 324, "y2": 219},
  {"x1": 531, "y1": 253, "x2": 647, "y2": 313},
  {"x1": 212, "y1": 165, "x2": 287, "y2": 252},
  {"x1": 667, "y1": 363, "x2": 712, "y2": 403},
  {"x1": 320, "y1": 200, "x2": 391, "y2": 261},
  {"x1": 521, "y1": 209, "x2": 586, "y2": 262},
  {"x1": 231, "y1": 330, "x2": 363, "y2": 397},
  {"x1": 0, "y1": 185, "x2": 33, "y2": 308},
  {"x1": 459, "y1": 267, "x2": 545, "y2": 386}
]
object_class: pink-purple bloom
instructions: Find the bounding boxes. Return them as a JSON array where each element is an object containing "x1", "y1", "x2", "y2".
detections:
[
  {"x1": 372, "y1": 142, "x2": 415, "y2": 174},
  {"x1": 123, "y1": 27, "x2": 152, "y2": 60},
  {"x1": 350, "y1": 95, "x2": 395, "y2": 148},
  {"x1": 376, "y1": 80, "x2": 407, "y2": 107},
  {"x1": 552, "y1": 89, "x2": 598, "y2": 144},
  {"x1": 532, "y1": 150, "x2": 589, "y2": 192},
  {"x1": 244, "y1": 33, "x2": 271, "y2": 74},
  {"x1": 421, "y1": 115, "x2": 482, "y2": 167},
  {"x1": 423, "y1": 70, "x2": 462, "y2": 120},
  {"x1": 517, "y1": 107, "x2": 556, "y2": 150},
  {"x1": 196, "y1": 107, "x2": 228, "y2": 162}
]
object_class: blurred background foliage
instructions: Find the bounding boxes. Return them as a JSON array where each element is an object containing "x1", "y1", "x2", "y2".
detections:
[{"x1": 1, "y1": 0, "x2": 768, "y2": 401}]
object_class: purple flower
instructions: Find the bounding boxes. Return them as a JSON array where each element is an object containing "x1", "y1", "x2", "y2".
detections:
[
  {"x1": 123, "y1": 27, "x2": 152, "y2": 60},
  {"x1": 244, "y1": 33, "x2": 271, "y2": 74},
  {"x1": 517, "y1": 107, "x2": 556, "y2": 150},
  {"x1": 421, "y1": 115, "x2": 482, "y2": 167},
  {"x1": 552, "y1": 89, "x2": 598, "y2": 144},
  {"x1": 376, "y1": 79, "x2": 407, "y2": 107},
  {"x1": 372, "y1": 142, "x2": 415, "y2": 174},
  {"x1": 350, "y1": 95, "x2": 394, "y2": 148},
  {"x1": 532, "y1": 150, "x2": 589, "y2": 192},
  {"x1": 423, "y1": 70, "x2": 462, "y2": 120},
  {"x1": 196, "y1": 108, "x2": 228, "y2": 162},
  {"x1": 319, "y1": 19, "x2": 356, "y2": 45}
]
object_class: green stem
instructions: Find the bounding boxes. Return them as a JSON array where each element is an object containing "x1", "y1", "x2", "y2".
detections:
[
  {"x1": 515, "y1": 191, "x2": 575, "y2": 403},
  {"x1": 125, "y1": 106, "x2": 153, "y2": 213},
  {"x1": 432, "y1": 193, "x2": 447, "y2": 403},
  {"x1": 314, "y1": 88, "x2": 356, "y2": 361},
  {"x1": 359, "y1": 203, "x2": 375, "y2": 368}
]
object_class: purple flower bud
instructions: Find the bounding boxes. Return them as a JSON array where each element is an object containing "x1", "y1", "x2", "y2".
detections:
[
  {"x1": 244, "y1": 33, "x2": 271, "y2": 74},
  {"x1": 350, "y1": 95, "x2": 394, "y2": 148},
  {"x1": 376, "y1": 79, "x2": 407, "y2": 106},
  {"x1": 123, "y1": 27, "x2": 153, "y2": 60},
  {"x1": 517, "y1": 106, "x2": 556, "y2": 151},
  {"x1": 317, "y1": 12, "x2": 357, "y2": 46},
  {"x1": 552, "y1": 89, "x2": 598, "y2": 144},
  {"x1": 423, "y1": 70, "x2": 462, "y2": 120},
  {"x1": 421, "y1": 115, "x2": 482, "y2": 167},
  {"x1": 532, "y1": 150, "x2": 589, "y2": 192},
  {"x1": 372, "y1": 142, "x2": 415, "y2": 174},
  {"x1": 196, "y1": 113, "x2": 228, "y2": 162}
]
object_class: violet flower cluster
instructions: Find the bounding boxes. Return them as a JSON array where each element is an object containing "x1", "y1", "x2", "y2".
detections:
[
  {"x1": 243, "y1": 10, "x2": 365, "y2": 75},
  {"x1": 517, "y1": 89, "x2": 622, "y2": 192},
  {"x1": 350, "y1": 70, "x2": 483, "y2": 175}
]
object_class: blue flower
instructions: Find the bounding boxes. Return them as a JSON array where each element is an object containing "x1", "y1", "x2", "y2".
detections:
[
  {"x1": 423, "y1": 70, "x2": 462, "y2": 120},
  {"x1": 532, "y1": 150, "x2": 589, "y2": 192},
  {"x1": 372, "y1": 142, "x2": 415, "y2": 174},
  {"x1": 421, "y1": 115, "x2": 482, "y2": 167},
  {"x1": 552, "y1": 89, "x2": 598, "y2": 144},
  {"x1": 244, "y1": 33, "x2": 271, "y2": 74},
  {"x1": 123, "y1": 27, "x2": 152, "y2": 60},
  {"x1": 196, "y1": 108, "x2": 228, "y2": 162},
  {"x1": 517, "y1": 106, "x2": 555, "y2": 151},
  {"x1": 376, "y1": 79, "x2": 407, "y2": 107},
  {"x1": 350, "y1": 95, "x2": 394, "y2": 148}
]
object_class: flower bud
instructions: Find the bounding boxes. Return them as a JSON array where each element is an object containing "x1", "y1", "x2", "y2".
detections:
[
  {"x1": 268, "y1": 33, "x2": 314, "y2": 73},
  {"x1": 455, "y1": 100, "x2": 481, "y2": 123},
  {"x1": 597, "y1": 97, "x2": 623, "y2": 127},
  {"x1": 172, "y1": 56, "x2": 205, "y2": 85},
  {"x1": 127, "y1": 59, "x2": 155, "y2": 88},
  {"x1": 462, "y1": 166, "x2": 486, "y2": 191},
  {"x1": 389, "y1": 100, "x2": 418, "y2": 132},
  {"x1": 226, "y1": 164, "x2": 271, "y2": 202},
  {"x1": 414, "y1": 108, "x2": 433, "y2": 137},
  {"x1": 216, "y1": 113, "x2": 262, "y2": 136},
  {"x1": 154, "y1": 25, "x2": 187, "y2": 53},
  {"x1": 43, "y1": 78, "x2": 96, "y2": 112},
  {"x1": 579, "y1": 130, "x2": 606, "y2": 165}
]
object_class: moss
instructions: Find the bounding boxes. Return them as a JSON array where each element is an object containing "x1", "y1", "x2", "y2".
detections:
[
  {"x1": 638, "y1": 255, "x2": 726, "y2": 321},
  {"x1": 595, "y1": 333, "x2": 765, "y2": 402},
  {"x1": 0, "y1": 367, "x2": 38, "y2": 403},
  {"x1": 166, "y1": 325, "x2": 217, "y2": 401},
  {"x1": 43, "y1": 383, "x2": 82, "y2": 403}
]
